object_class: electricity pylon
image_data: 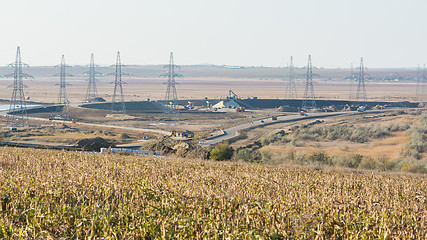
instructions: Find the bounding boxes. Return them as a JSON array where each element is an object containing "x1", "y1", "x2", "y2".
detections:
[
  {"x1": 302, "y1": 55, "x2": 316, "y2": 109},
  {"x1": 54, "y1": 54, "x2": 71, "y2": 119},
  {"x1": 161, "y1": 52, "x2": 182, "y2": 113},
  {"x1": 421, "y1": 64, "x2": 426, "y2": 103},
  {"x1": 416, "y1": 65, "x2": 422, "y2": 102},
  {"x1": 5, "y1": 47, "x2": 33, "y2": 127},
  {"x1": 111, "y1": 51, "x2": 126, "y2": 114},
  {"x1": 85, "y1": 53, "x2": 101, "y2": 102},
  {"x1": 355, "y1": 57, "x2": 367, "y2": 102},
  {"x1": 348, "y1": 63, "x2": 356, "y2": 100},
  {"x1": 285, "y1": 56, "x2": 297, "y2": 99}
]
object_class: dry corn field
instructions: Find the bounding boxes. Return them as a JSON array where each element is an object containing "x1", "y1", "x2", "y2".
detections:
[{"x1": 0, "y1": 147, "x2": 426, "y2": 239}]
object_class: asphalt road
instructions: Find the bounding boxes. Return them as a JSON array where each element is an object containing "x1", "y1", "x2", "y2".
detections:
[
  {"x1": 198, "y1": 111, "x2": 354, "y2": 147},
  {"x1": 2, "y1": 106, "x2": 424, "y2": 147}
]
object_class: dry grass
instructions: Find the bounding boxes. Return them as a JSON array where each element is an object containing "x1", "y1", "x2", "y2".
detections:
[
  {"x1": 265, "y1": 130, "x2": 410, "y2": 160},
  {"x1": 251, "y1": 114, "x2": 415, "y2": 164},
  {"x1": 0, "y1": 147, "x2": 426, "y2": 238}
]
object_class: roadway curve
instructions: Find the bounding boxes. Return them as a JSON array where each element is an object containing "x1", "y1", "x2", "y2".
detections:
[{"x1": 199, "y1": 111, "x2": 374, "y2": 147}]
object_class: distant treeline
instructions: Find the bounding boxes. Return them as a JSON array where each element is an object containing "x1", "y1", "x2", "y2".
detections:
[{"x1": 0, "y1": 65, "x2": 421, "y2": 81}]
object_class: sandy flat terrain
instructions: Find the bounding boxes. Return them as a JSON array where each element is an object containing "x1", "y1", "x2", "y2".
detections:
[{"x1": 0, "y1": 77, "x2": 419, "y2": 104}]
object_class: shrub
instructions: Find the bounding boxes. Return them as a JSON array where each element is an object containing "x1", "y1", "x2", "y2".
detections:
[
  {"x1": 331, "y1": 154, "x2": 362, "y2": 168},
  {"x1": 259, "y1": 149, "x2": 272, "y2": 162},
  {"x1": 402, "y1": 112, "x2": 427, "y2": 159},
  {"x1": 232, "y1": 148, "x2": 252, "y2": 161},
  {"x1": 358, "y1": 156, "x2": 377, "y2": 170},
  {"x1": 290, "y1": 124, "x2": 395, "y2": 144},
  {"x1": 260, "y1": 131, "x2": 289, "y2": 146},
  {"x1": 307, "y1": 151, "x2": 331, "y2": 165},
  {"x1": 396, "y1": 157, "x2": 427, "y2": 174},
  {"x1": 210, "y1": 143, "x2": 234, "y2": 161}
]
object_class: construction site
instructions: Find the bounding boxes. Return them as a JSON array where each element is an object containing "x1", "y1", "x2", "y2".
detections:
[{"x1": 0, "y1": 48, "x2": 426, "y2": 160}]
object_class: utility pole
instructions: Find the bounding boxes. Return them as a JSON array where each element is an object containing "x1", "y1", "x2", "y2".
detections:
[
  {"x1": 348, "y1": 62, "x2": 355, "y2": 100},
  {"x1": 162, "y1": 52, "x2": 182, "y2": 113},
  {"x1": 5, "y1": 47, "x2": 33, "y2": 128},
  {"x1": 302, "y1": 55, "x2": 316, "y2": 109},
  {"x1": 355, "y1": 57, "x2": 367, "y2": 102},
  {"x1": 422, "y1": 64, "x2": 426, "y2": 103},
  {"x1": 54, "y1": 54, "x2": 71, "y2": 119},
  {"x1": 416, "y1": 65, "x2": 422, "y2": 102},
  {"x1": 285, "y1": 56, "x2": 297, "y2": 99},
  {"x1": 111, "y1": 51, "x2": 126, "y2": 114},
  {"x1": 85, "y1": 53, "x2": 101, "y2": 102}
]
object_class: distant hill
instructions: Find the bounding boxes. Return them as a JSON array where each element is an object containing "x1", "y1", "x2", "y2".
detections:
[{"x1": 0, "y1": 65, "x2": 418, "y2": 82}]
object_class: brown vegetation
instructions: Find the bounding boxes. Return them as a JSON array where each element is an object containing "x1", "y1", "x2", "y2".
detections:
[
  {"x1": 233, "y1": 113, "x2": 427, "y2": 174},
  {"x1": 0, "y1": 147, "x2": 426, "y2": 238}
]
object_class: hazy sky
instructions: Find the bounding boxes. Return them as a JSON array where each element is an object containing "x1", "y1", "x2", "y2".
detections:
[{"x1": 0, "y1": 0, "x2": 426, "y2": 67}]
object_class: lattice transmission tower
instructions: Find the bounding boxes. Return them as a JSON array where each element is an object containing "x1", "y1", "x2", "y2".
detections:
[
  {"x1": 348, "y1": 63, "x2": 356, "y2": 100},
  {"x1": 302, "y1": 55, "x2": 316, "y2": 109},
  {"x1": 355, "y1": 57, "x2": 367, "y2": 102},
  {"x1": 285, "y1": 56, "x2": 297, "y2": 99},
  {"x1": 85, "y1": 53, "x2": 101, "y2": 102},
  {"x1": 162, "y1": 52, "x2": 182, "y2": 113},
  {"x1": 423, "y1": 65, "x2": 426, "y2": 103},
  {"x1": 416, "y1": 65, "x2": 422, "y2": 102},
  {"x1": 420, "y1": 64, "x2": 426, "y2": 103},
  {"x1": 419, "y1": 64, "x2": 427, "y2": 103},
  {"x1": 5, "y1": 47, "x2": 33, "y2": 127},
  {"x1": 54, "y1": 55, "x2": 71, "y2": 119},
  {"x1": 111, "y1": 51, "x2": 126, "y2": 114}
]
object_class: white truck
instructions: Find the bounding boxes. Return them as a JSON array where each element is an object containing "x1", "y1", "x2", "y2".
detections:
[{"x1": 357, "y1": 106, "x2": 366, "y2": 112}]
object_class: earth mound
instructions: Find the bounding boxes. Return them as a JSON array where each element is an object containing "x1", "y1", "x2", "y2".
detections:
[
  {"x1": 76, "y1": 137, "x2": 116, "y2": 151},
  {"x1": 145, "y1": 136, "x2": 208, "y2": 158}
]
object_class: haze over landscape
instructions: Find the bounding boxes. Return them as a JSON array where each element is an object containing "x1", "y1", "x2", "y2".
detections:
[{"x1": 0, "y1": 0, "x2": 426, "y2": 67}]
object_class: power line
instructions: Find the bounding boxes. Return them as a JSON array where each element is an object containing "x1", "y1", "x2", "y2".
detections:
[
  {"x1": 5, "y1": 47, "x2": 33, "y2": 128},
  {"x1": 54, "y1": 54, "x2": 71, "y2": 119},
  {"x1": 162, "y1": 52, "x2": 182, "y2": 114},
  {"x1": 416, "y1": 65, "x2": 422, "y2": 102},
  {"x1": 302, "y1": 55, "x2": 316, "y2": 109},
  {"x1": 285, "y1": 56, "x2": 297, "y2": 99},
  {"x1": 85, "y1": 53, "x2": 101, "y2": 102},
  {"x1": 422, "y1": 64, "x2": 426, "y2": 103},
  {"x1": 348, "y1": 62, "x2": 356, "y2": 100},
  {"x1": 355, "y1": 57, "x2": 367, "y2": 102},
  {"x1": 111, "y1": 51, "x2": 126, "y2": 114}
]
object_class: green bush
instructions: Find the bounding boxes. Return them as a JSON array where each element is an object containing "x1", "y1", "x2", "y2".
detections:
[
  {"x1": 259, "y1": 149, "x2": 272, "y2": 162},
  {"x1": 331, "y1": 154, "x2": 363, "y2": 168},
  {"x1": 358, "y1": 156, "x2": 378, "y2": 170},
  {"x1": 307, "y1": 151, "x2": 331, "y2": 165},
  {"x1": 260, "y1": 131, "x2": 289, "y2": 146},
  {"x1": 395, "y1": 157, "x2": 427, "y2": 174},
  {"x1": 210, "y1": 144, "x2": 234, "y2": 161},
  {"x1": 402, "y1": 112, "x2": 427, "y2": 159},
  {"x1": 232, "y1": 148, "x2": 274, "y2": 163},
  {"x1": 232, "y1": 148, "x2": 252, "y2": 161}
]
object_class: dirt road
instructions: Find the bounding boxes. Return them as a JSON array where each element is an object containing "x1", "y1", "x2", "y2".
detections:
[{"x1": 0, "y1": 107, "x2": 172, "y2": 136}]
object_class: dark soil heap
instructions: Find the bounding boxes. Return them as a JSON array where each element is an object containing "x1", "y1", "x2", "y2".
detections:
[{"x1": 76, "y1": 137, "x2": 116, "y2": 152}]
